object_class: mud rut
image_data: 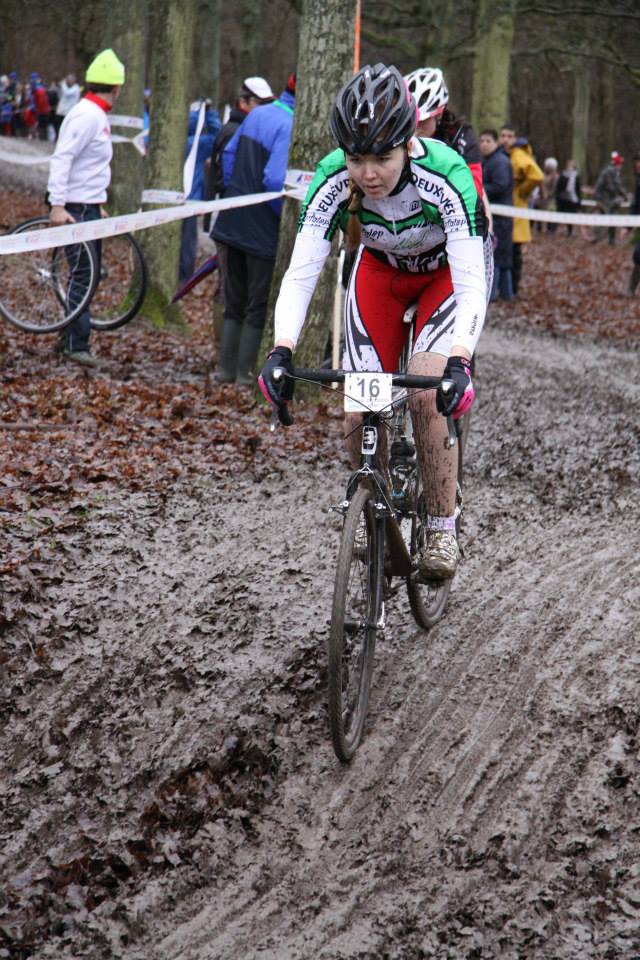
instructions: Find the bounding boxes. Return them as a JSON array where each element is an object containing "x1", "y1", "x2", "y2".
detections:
[{"x1": 2, "y1": 322, "x2": 640, "y2": 960}]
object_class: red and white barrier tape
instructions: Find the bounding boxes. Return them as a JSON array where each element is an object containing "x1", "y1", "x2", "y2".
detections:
[{"x1": 0, "y1": 190, "x2": 289, "y2": 255}]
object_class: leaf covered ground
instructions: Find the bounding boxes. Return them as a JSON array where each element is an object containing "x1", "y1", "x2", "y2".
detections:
[
  {"x1": 1, "y1": 187, "x2": 640, "y2": 959},
  {"x1": 1, "y1": 189, "x2": 639, "y2": 626}
]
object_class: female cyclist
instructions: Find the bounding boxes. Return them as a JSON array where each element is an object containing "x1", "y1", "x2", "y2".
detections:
[{"x1": 259, "y1": 63, "x2": 487, "y2": 581}]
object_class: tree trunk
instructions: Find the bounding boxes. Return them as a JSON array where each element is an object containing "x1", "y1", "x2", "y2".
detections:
[
  {"x1": 193, "y1": 0, "x2": 220, "y2": 105},
  {"x1": 107, "y1": 0, "x2": 146, "y2": 216},
  {"x1": 261, "y1": 0, "x2": 355, "y2": 385},
  {"x1": 601, "y1": 64, "x2": 616, "y2": 185},
  {"x1": 470, "y1": 0, "x2": 515, "y2": 133},
  {"x1": 240, "y1": 0, "x2": 261, "y2": 73},
  {"x1": 141, "y1": 0, "x2": 196, "y2": 326},
  {"x1": 571, "y1": 56, "x2": 590, "y2": 184}
]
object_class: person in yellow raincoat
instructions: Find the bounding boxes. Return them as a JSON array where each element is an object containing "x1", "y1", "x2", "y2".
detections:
[{"x1": 499, "y1": 126, "x2": 543, "y2": 294}]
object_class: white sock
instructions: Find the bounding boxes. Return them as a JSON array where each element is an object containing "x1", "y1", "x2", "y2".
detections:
[{"x1": 426, "y1": 514, "x2": 456, "y2": 532}]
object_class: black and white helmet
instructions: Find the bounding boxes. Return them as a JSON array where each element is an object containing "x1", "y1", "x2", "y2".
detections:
[
  {"x1": 404, "y1": 67, "x2": 449, "y2": 122},
  {"x1": 330, "y1": 63, "x2": 416, "y2": 156}
]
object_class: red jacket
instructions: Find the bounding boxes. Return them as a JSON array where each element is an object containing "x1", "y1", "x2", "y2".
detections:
[{"x1": 32, "y1": 85, "x2": 50, "y2": 116}]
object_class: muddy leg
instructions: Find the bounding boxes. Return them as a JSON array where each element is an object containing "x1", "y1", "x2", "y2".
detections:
[{"x1": 407, "y1": 351, "x2": 457, "y2": 516}]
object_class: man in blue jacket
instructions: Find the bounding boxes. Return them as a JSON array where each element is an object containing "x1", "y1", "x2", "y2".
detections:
[{"x1": 212, "y1": 72, "x2": 295, "y2": 384}]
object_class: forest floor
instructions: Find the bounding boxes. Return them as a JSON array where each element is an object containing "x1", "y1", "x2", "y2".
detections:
[{"x1": 1, "y1": 185, "x2": 640, "y2": 959}]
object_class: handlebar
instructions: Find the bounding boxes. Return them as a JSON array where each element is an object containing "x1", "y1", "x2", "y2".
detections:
[
  {"x1": 271, "y1": 366, "x2": 458, "y2": 448},
  {"x1": 285, "y1": 368, "x2": 444, "y2": 391}
]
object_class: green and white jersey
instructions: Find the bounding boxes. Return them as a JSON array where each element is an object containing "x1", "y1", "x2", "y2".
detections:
[
  {"x1": 274, "y1": 138, "x2": 487, "y2": 352},
  {"x1": 298, "y1": 138, "x2": 484, "y2": 272}
]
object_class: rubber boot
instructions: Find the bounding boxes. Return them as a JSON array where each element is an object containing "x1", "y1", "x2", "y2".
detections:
[
  {"x1": 629, "y1": 265, "x2": 640, "y2": 296},
  {"x1": 212, "y1": 299, "x2": 224, "y2": 345},
  {"x1": 216, "y1": 317, "x2": 242, "y2": 382},
  {"x1": 235, "y1": 325, "x2": 264, "y2": 386}
]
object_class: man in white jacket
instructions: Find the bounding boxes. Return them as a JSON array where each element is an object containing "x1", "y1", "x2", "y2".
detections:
[{"x1": 47, "y1": 48, "x2": 125, "y2": 365}]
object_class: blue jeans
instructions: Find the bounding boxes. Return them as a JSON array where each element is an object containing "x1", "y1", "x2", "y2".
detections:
[
  {"x1": 62, "y1": 202, "x2": 101, "y2": 353},
  {"x1": 180, "y1": 216, "x2": 198, "y2": 282},
  {"x1": 492, "y1": 266, "x2": 514, "y2": 301}
]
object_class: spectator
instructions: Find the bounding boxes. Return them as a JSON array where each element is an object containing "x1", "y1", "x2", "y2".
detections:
[
  {"x1": 628, "y1": 152, "x2": 640, "y2": 297},
  {"x1": 211, "y1": 72, "x2": 295, "y2": 385},
  {"x1": 30, "y1": 72, "x2": 51, "y2": 140},
  {"x1": 47, "y1": 48, "x2": 126, "y2": 365},
  {"x1": 499, "y1": 125, "x2": 543, "y2": 295},
  {"x1": 54, "y1": 73, "x2": 81, "y2": 136},
  {"x1": 206, "y1": 76, "x2": 274, "y2": 343},
  {"x1": 22, "y1": 82, "x2": 37, "y2": 138},
  {"x1": 0, "y1": 75, "x2": 13, "y2": 136},
  {"x1": 179, "y1": 100, "x2": 221, "y2": 282},
  {"x1": 479, "y1": 128, "x2": 514, "y2": 301},
  {"x1": 404, "y1": 66, "x2": 493, "y2": 300},
  {"x1": 593, "y1": 151, "x2": 628, "y2": 245},
  {"x1": 555, "y1": 158, "x2": 582, "y2": 236},
  {"x1": 142, "y1": 87, "x2": 151, "y2": 148},
  {"x1": 11, "y1": 76, "x2": 26, "y2": 136},
  {"x1": 208, "y1": 77, "x2": 274, "y2": 202},
  {"x1": 535, "y1": 157, "x2": 559, "y2": 233}
]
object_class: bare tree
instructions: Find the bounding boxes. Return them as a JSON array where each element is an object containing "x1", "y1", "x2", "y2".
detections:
[
  {"x1": 108, "y1": 0, "x2": 147, "y2": 216},
  {"x1": 141, "y1": 0, "x2": 196, "y2": 325},
  {"x1": 193, "y1": 0, "x2": 221, "y2": 104},
  {"x1": 261, "y1": 0, "x2": 355, "y2": 375},
  {"x1": 470, "y1": 0, "x2": 515, "y2": 132}
]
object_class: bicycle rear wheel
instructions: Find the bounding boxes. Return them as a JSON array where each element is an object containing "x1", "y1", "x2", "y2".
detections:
[
  {"x1": 1, "y1": 216, "x2": 97, "y2": 334},
  {"x1": 90, "y1": 232, "x2": 147, "y2": 330},
  {"x1": 328, "y1": 485, "x2": 383, "y2": 762}
]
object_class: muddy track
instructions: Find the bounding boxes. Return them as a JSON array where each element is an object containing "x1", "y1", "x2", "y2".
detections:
[{"x1": 2, "y1": 321, "x2": 640, "y2": 959}]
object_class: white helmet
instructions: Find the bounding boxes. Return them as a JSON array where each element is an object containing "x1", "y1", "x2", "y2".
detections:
[{"x1": 404, "y1": 67, "x2": 449, "y2": 122}]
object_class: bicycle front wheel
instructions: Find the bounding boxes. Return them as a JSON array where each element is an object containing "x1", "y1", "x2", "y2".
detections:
[
  {"x1": 405, "y1": 476, "x2": 453, "y2": 630},
  {"x1": 90, "y1": 232, "x2": 147, "y2": 330},
  {"x1": 328, "y1": 485, "x2": 383, "y2": 763},
  {"x1": 1, "y1": 216, "x2": 97, "y2": 334}
]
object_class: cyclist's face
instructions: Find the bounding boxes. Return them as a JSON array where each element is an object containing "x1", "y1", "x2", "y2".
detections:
[{"x1": 346, "y1": 146, "x2": 406, "y2": 198}]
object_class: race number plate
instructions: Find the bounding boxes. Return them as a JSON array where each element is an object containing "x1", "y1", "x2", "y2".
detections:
[{"x1": 344, "y1": 372, "x2": 393, "y2": 412}]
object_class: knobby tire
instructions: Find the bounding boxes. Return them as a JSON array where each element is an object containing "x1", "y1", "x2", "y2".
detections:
[
  {"x1": 2, "y1": 216, "x2": 97, "y2": 334},
  {"x1": 328, "y1": 485, "x2": 383, "y2": 763}
]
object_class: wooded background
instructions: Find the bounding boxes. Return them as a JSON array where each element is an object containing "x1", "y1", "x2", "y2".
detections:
[
  {"x1": 2, "y1": 0, "x2": 639, "y2": 185},
  {"x1": 2, "y1": 0, "x2": 639, "y2": 363}
]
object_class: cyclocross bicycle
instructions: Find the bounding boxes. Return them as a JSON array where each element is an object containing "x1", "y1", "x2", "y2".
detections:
[
  {"x1": 272, "y1": 363, "x2": 466, "y2": 763},
  {"x1": 0, "y1": 216, "x2": 147, "y2": 334}
]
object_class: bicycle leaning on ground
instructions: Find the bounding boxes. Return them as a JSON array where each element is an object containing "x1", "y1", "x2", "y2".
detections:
[
  {"x1": 271, "y1": 351, "x2": 468, "y2": 764},
  {"x1": 0, "y1": 215, "x2": 147, "y2": 335}
]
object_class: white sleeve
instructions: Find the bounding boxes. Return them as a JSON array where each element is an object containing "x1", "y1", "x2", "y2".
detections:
[
  {"x1": 274, "y1": 232, "x2": 332, "y2": 347},
  {"x1": 446, "y1": 235, "x2": 487, "y2": 355},
  {"x1": 47, "y1": 112, "x2": 98, "y2": 206}
]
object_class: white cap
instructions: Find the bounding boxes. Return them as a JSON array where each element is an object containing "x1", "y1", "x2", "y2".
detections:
[{"x1": 242, "y1": 76, "x2": 274, "y2": 101}]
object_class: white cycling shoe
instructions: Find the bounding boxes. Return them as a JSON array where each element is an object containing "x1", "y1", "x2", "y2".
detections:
[{"x1": 418, "y1": 531, "x2": 459, "y2": 582}]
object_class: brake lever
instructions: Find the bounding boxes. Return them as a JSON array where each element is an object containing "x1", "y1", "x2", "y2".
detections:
[
  {"x1": 268, "y1": 366, "x2": 294, "y2": 429},
  {"x1": 439, "y1": 378, "x2": 457, "y2": 449}
]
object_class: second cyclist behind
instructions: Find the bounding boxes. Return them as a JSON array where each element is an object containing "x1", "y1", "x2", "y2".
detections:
[{"x1": 259, "y1": 63, "x2": 487, "y2": 582}]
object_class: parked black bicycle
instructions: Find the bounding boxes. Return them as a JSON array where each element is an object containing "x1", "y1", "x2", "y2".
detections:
[
  {"x1": 0, "y1": 216, "x2": 147, "y2": 334},
  {"x1": 271, "y1": 364, "x2": 466, "y2": 763}
]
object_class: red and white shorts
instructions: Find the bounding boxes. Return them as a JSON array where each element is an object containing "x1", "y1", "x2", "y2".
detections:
[{"x1": 344, "y1": 247, "x2": 457, "y2": 372}]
